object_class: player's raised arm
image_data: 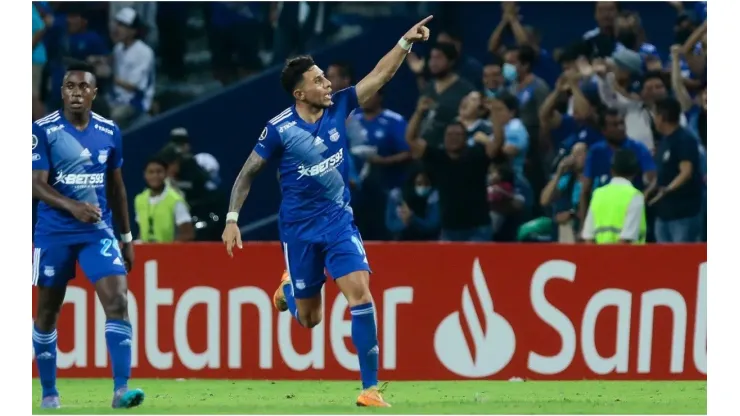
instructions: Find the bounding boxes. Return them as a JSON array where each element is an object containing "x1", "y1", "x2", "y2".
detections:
[{"x1": 355, "y1": 15, "x2": 433, "y2": 104}]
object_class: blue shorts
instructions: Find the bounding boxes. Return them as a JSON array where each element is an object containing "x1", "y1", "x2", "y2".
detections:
[
  {"x1": 32, "y1": 238, "x2": 127, "y2": 287},
  {"x1": 282, "y1": 225, "x2": 371, "y2": 299}
]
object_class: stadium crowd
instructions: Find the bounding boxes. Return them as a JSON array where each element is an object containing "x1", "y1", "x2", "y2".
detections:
[{"x1": 32, "y1": 1, "x2": 708, "y2": 244}]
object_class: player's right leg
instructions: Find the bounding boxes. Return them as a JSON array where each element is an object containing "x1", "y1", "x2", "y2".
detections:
[
  {"x1": 32, "y1": 244, "x2": 77, "y2": 409},
  {"x1": 78, "y1": 240, "x2": 144, "y2": 409},
  {"x1": 273, "y1": 242, "x2": 325, "y2": 328}
]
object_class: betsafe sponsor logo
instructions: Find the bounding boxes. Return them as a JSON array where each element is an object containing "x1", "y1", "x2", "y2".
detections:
[
  {"x1": 31, "y1": 244, "x2": 707, "y2": 380},
  {"x1": 434, "y1": 259, "x2": 515, "y2": 377}
]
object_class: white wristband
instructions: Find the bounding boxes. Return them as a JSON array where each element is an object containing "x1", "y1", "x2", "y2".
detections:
[
  {"x1": 398, "y1": 37, "x2": 413, "y2": 52},
  {"x1": 226, "y1": 212, "x2": 239, "y2": 223},
  {"x1": 120, "y1": 232, "x2": 133, "y2": 243}
]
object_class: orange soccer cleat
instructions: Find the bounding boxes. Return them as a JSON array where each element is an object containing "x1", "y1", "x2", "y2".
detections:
[
  {"x1": 356, "y1": 384, "x2": 391, "y2": 408},
  {"x1": 273, "y1": 270, "x2": 291, "y2": 312}
]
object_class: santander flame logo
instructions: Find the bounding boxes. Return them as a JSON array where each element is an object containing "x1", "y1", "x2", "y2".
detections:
[{"x1": 434, "y1": 258, "x2": 516, "y2": 377}]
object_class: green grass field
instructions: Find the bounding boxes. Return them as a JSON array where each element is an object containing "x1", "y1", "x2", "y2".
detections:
[{"x1": 32, "y1": 379, "x2": 706, "y2": 414}]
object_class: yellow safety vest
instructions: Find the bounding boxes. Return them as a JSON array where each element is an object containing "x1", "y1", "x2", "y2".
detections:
[
  {"x1": 134, "y1": 187, "x2": 187, "y2": 243},
  {"x1": 590, "y1": 180, "x2": 646, "y2": 244}
]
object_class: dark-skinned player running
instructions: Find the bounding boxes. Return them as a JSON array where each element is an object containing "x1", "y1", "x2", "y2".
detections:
[{"x1": 31, "y1": 62, "x2": 144, "y2": 409}]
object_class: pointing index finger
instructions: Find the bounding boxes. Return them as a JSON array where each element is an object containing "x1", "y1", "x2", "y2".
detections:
[{"x1": 417, "y1": 15, "x2": 433, "y2": 27}]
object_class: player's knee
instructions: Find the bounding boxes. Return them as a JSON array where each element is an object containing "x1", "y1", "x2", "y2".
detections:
[
  {"x1": 34, "y1": 309, "x2": 60, "y2": 333},
  {"x1": 102, "y1": 292, "x2": 128, "y2": 320},
  {"x1": 339, "y1": 273, "x2": 373, "y2": 307},
  {"x1": 298, "y1": 308, "x2": 323, "y2": 328}
]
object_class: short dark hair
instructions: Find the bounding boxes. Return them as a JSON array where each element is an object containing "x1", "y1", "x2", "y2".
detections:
[
  {"x1": 642, "y1": 70, "x2": 666, "y2": 88},
  {"x1": 516, "y1": 45, "x2": 538, "y2": 71},
  {"x1": 598, "y1": 108, "x2": 623, "y2": 128},
  {"x1": 446, "y1": 121, "x2": 467, "y2": 132},
  {"x1": 431, "y1": 42, "x2": 459, "y2": 63},
  {"x1": 66, "y1": 61, "x2": 96, "y2": 77},
  {"x1": 146, "y1": 157, "x2": 169, "y2": 172},
  {"x1": 497, "y1": 92, "x2": 520, "y2": 116},
  {"x1": 655, "y1": 97, "x2": 682, "y2": 124},
  {"x1": 280, "y1": 55, "x2": 316, "y2": 95},
  {"x1": 611, "y1": 149, "x2": 640, "y2": 178},
  {"x1": 328, "y1": 61, "x2": 354, "y2": 82},
  {"x1": 486, "y1": 54, "x2": 504, "y2": 67}
]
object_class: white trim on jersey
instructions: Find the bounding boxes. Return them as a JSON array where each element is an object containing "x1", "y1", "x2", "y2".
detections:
[
  {"x1": 269, "y1": 108, "x2": 293, "y2": 125},
  {"x1": 35, "y1": 111, "x2": 61, "y2": 127},
  {"x1": 92, "y1": 112, "x2": 115, "y2": 126},
  {"x1": 32, "y1": 248, "x2": 41, "y2": 286},
  {"x1": 269, "y1": 108, "x2": 292, "y2": 124}
]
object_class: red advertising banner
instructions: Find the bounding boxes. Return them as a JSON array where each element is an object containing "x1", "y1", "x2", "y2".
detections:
[{"x1": 32, "y1": 243, "x2": 707, "y2": 381}]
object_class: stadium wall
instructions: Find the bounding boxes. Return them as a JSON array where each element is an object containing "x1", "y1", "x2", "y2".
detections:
[{"x1": 32, "y1": 243, "x2": 707, "y2": 381}]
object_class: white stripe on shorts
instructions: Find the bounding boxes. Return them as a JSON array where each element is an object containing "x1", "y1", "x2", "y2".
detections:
[
  {"x1": 32, "y1": 248, "x2": 41, "y2": 286},
  {"x1": 282, "y1": 243, "x2": 291, "y2": 277}
]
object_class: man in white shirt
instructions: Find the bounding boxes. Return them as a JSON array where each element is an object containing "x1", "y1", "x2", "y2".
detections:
[{"x1": 109, "y1": 7, "x2": 155, "y2": 128}]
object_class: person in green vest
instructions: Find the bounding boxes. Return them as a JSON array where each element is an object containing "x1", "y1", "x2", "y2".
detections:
[
  {"x1": 134, "y1": 158, "x2": 195, "y2": 243},
  {"x1": 581, "y1": 149, "x2": 646, "y2": 244}
]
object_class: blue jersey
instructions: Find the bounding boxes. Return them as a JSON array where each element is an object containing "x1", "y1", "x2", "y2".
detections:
[
  {"x1": 254, "y1": 86, "x2": 359, "y2": 242},
  {"x1": 32, "y1": 110, "x2": 124, "y2": 245}
]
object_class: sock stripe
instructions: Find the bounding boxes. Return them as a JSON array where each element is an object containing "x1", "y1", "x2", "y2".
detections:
[
  {"x1": 105, "y1": 323, "x2": 132, "y2": 332},
  {"x1": 350, "y1": 307, "x2": 375, "y2": 316},
  {"x1": 32, "y1": 328, "x2": 58, "y2": 344},
  {"x1": 105, "y1": 328, "x2": 132, "y2": 338},
  {"x1": 32, "y1": 333, "x2": 58, "y2": 344}
]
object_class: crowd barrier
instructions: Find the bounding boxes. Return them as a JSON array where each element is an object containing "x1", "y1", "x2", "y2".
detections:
[{"x1": 32, "y1": 243, "x2": 707, "y2": 381}]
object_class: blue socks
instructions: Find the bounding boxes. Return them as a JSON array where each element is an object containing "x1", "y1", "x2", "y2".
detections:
[
  {"x1": 282, "y1": 283, "x2": 302, "y2": 325},
  {"x1": 350, "y1": 303, "x2": 379, "y2": 389},
  {"x1": 105, "y1": 320, "x2": 132, "y2": 391},
  {"x1": 33, "y1": 326, "x2": 58, "y2": 398}
]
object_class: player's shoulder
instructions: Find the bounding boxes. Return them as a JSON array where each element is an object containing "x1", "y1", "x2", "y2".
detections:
[
  {"x1": 381, "y1": 109, "x2": 405, "y2": 122},
  {"x1": 267, "y1": 107, "x2": 298, "y2": 135},
  {"x1": 33, "y1": 110, "x2": 62, "y2": 129},
  {"x1": 91, "y1": 112, "x2": 121, "y2": 136}
]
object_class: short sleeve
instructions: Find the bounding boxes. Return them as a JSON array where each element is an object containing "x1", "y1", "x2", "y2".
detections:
[
  {"x1": 253, "y1": 124, "x2": 282, "y2": 160},
  {"x1": 621, "y1": 193, "x2": 645, "y2": 241},
  {"x1": 635, "y1": 142, "x2": 656, "y2": 173},
  {"x1": 333, "y1": 86, "x2": 360, "y2": 120},
  {"x1": 505, "y1": 119, "x2": 529, "y2": 151},
  {"x1": 109, "y1": 125, "x2": 124, "y2": 170},
  {"x1": 32, "y1": 123, "x2": 49, "y2": 171},
  {"x1": 174, "y1": 201, "x2": 193, "y2": 226}
]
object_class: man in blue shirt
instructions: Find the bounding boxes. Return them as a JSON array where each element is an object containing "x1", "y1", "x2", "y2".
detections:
[
  {"x1": 32, "y1": 64, "x2": 143, "y2": 409},
  {"x1": 578, "y1": 108, "x2": 656, "y2": 227},
  {"x1": 221, "y1": 16, "x2": 434, "y2": 408},
  {"x1": 649, "y1": 97, "x2": 703, "y2": 243}
]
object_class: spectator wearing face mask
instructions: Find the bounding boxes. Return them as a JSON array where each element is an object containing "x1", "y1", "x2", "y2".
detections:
[
  {"x1": 578, "y1": 109, "x2": 656, "y2": 228},
  {"x1": 385, "y1": 169, "x2": 441, "y2": 241},
  {"x1": 411, "y1": 43, "x2": 475, "y2": 149},
  {"x1": 647, "y1": 97, "x2": 703, "y2": 243},
  {"x1": 407, "y1": 101, "x2": 498, "y2": 241},
  {"x1": 482, "y1": 55, "x2": 517, "y2": 100}
]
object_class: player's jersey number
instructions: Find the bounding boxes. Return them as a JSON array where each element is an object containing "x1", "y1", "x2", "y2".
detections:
[{"x1": 99, "y1": 238, "x2": 121, "y2": 258}]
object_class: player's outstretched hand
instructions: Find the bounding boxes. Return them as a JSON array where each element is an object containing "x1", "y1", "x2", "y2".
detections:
[
  {"x1": 222, "y1": 222, "x2": 243, "y2": 258},
  {"x1": 69, "y1": 201, "x2": 102, "y2": 223},
  {"x1": 403, "y1": 15, "x2": 433, "y2": 44}
]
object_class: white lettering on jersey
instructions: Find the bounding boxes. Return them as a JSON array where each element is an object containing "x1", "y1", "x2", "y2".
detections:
[
  {"x1": 46, "y1": 125, "x2": 64, "y2": 135},
  {"x1": 53, "y1": 172, "x2": 106, "y2": 188},
  {"x1": 297, "y1": 149, "x2": 344, "y2": 179},
  {"x1": 278, "y1": 121, "x2": 297, "y2": 133},
  {"x1": 95, "y1": 124, "x2": 114, "y2": 135}
]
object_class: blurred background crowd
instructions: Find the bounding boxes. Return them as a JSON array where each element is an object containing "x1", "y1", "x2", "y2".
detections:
[{"x1": 32, "y1": 1, "x2": 708, "y2": 244}]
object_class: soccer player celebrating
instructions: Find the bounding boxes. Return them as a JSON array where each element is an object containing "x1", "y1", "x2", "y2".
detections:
[
  {"x1": 222, "y1": 16, "x2": 433, "y2": 407},
  {"x1": 32, "y1": 63, "x2": 144, "y2": 409}
]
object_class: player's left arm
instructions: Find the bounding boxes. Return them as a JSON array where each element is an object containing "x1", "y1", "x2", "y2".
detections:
[
  {"x1": 355, "y1": 16, "x2": 433, "y2": 105},
  {"x1": 107, "y1": 127, "x2": 134, "y2": 270}
]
